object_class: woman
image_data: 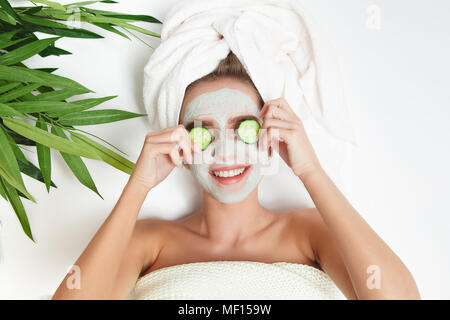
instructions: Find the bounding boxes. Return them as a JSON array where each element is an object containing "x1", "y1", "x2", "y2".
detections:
[{"x1": 52, "y1": 53, "x2": 420, "y2": 300}]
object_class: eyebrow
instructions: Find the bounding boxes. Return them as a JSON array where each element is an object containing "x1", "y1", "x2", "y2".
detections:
[
  {"x1": 184, "y1": 115, "x2": 260, "y2": 130},
  {"x1": 184, "y1": 119, "x2": 218, "y2": 130}
]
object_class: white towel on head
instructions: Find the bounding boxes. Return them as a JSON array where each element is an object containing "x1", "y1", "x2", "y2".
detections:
[{"x1": 143, "y1": 0, "x2": 357, "y2": 147}]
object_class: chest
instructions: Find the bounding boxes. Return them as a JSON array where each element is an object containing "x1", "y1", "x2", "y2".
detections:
[{"x1": 144, "y1": 217, "x2": 318, "y2": 274}]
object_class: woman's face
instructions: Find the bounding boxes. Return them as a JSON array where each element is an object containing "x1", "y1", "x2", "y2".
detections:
[{"x1": 179, "y1": 77, "x2": 268, "y2": 204}]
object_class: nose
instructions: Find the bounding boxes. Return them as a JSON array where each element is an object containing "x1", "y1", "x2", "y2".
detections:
[{"x1": 213, "y1": 129, "x2": 237, "y2": 164}]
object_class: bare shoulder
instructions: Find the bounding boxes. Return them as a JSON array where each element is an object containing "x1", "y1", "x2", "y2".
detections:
[
  {"x1": 288, "y1": 207, "x2": 325, "y2": 231},
  {"x1": 287, "y1": 207, "x2": 330, "y2": 264},
  {"x1": 130, "y1": 217, "x2": 175, "y2": 274}
]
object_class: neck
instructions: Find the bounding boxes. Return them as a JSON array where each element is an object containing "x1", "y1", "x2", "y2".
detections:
[{"x1": 197, "y1": 187, "x2": 274, "y2": 248}]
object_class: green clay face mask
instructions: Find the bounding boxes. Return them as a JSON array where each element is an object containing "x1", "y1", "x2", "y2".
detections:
[{"x1": 182, "y1": 88, "x2": 269, "y2": 204}]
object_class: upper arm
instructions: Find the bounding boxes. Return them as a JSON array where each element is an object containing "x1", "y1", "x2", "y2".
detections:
[
  {"x1": 293, "y1": 209, "x2": 358, "y2": 300},
  {"x1": 110, "y1": 218, "x2": 164, "y2": 299}
]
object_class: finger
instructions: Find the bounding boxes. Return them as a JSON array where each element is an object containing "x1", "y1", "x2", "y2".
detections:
[
  {"x1": 260, "y1": 118, "x2": 297, "y2": 133},
  {"x1": 146, "y1": 125, "x2": 188, "y2": 145},
  {"x1": 147, "y1": 126, "x2": 193, "y2": 164},
  {"x1": 257, "y1": 128, "x2": 270, "y2": 153},
  {"x1": 171, "y1": 129, "x2": 193, "y2": 164},
  {"x1": 169, "y1": 144, "x2": 183, "y2": 167},
  {"x1": 268, "y1": 127, "x2": 292, "y2": 148},
  {"x1": 152, "y1": 142, "x2": 181, "y2": 167},
  {"x1": 259, "y1": 102, "x2": 294, "y2": 122},
  {"x1": 263, "y1": 98, "x2": 296, "y2": 116},
  {"x1": 260, "y1": 127, "x2": 291, "y2": 153}
]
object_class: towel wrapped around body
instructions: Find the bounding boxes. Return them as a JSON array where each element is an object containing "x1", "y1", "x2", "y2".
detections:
[{"x1": 128, "y1": 261, "x2": 346, "y2": 300}]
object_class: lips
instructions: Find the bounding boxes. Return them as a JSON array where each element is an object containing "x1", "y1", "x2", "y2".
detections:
[{"x1": 209, "y1": 165, "x2": 251, "y2": 185}]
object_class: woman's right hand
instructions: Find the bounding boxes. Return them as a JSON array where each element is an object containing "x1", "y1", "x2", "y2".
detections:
[{"x1": 128, "y1": 125, "x2": 200, "y2": 193}]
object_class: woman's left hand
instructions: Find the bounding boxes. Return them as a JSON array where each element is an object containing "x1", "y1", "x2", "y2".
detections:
[{"x1": 257, "y1": 98, "x2": 322, "y2": 180}]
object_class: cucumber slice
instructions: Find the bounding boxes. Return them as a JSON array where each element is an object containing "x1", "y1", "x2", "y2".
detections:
[
  {"x1": 237, "y1": 119, "x2": 260, "y2": 144},
  {"x1": 189, "y1": 127, "x2": 212, "y2": 150}
]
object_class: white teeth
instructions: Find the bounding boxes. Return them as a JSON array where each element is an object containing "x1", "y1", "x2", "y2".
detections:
[{"x1": 212, "y1": 167, "x2": 246, "y2": 178}]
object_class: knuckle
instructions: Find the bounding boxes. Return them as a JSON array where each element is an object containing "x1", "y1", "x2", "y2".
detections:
[
  {"x1": 267, "y1": 104, "x2": 278, "y2": 114},
  {"x1": 175, "y1": 126, "x2": 186, "y2": 138},
  {"x1": 267, "y1": 103, "x2": 276, "y2": 110},
  {"x1": 272, "y1": 98, "x2": 282, "y2": 104},
  {"x1": 176, "y1": 124, "x2": 186, "y2": 133},
  {"x1": 145, "y1": 131, "x2": 155, "y2": 140},
  {"x1": 145, "y1": 135, "x2": 153, "y2": 144}
]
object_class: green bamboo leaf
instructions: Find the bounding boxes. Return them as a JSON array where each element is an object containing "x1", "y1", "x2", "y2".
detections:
[
  {"x1": 15, "y1": 82, "x2": 67, "y2": 101},
  {"x1": 0, "y1": 175, "x2": 6, "y2": 200},
  {"x1": 0, "y1": 176, "x2": 34, "y2": 241},
  {"x1": 19, "y1": 6, "x2": 44, "y2": 15},
  {"x1": 42, "y1": 13, "x2": 160, "y2": 38},
  {"x1": 0, "y1": 163, "x2": 34, "y2": 203},
  {"x1": 31, "y1": 0, "x2": 66, "y2": 11},
  {"x1": 70, "y1": 128, "x2": 127, "y2": 155},
  {"x1": 0, "y1": 82, "x2": 21, "y2": 94},
  {"x1": 57, "y1": 13, "x2": 160, "y2": 37},
  {"x1": 114, "y1": 21, "x2": 160, "y2": 38},
  {"x1": 0, "y1": 36, "x2": 30, "y2": 50},
  {"x1": 24, "y1": 22, "x2": 104, "y2": 39},
  {"x1": 92, "y1": 22, "x2": 130, "y2": 40},
  {"x1": 0, "y1": 29, "x2": 20, "y2": 41},
  {"x1": 0, "y1": 10, "x2": 17, "y2": 25},
  {"x1": 0, "y1": 126, "x2": 35, "y2": 203},
  {"x1": 0, "y1": 37, "x2": 60, "y2": 66},
  {"x1": 18, "y1": 159, "x2": 57, "y2": 188},
  {"x1": 19, "y1": 14, "x2": 103, "y2": 38},
  {"x1": 0, "y1": 0, "x2": 23, "y2": 23},
  {"x1": 0, "y1": 65, "x2": 42, "y2": 83},
  {"x1": 64, "y1": 1, "x2": 118, "y2": 8},
  {"x1": 22, "y1": 88, "x2": 79, "y2": 101},
  {"x1": 34, "y1": 67, "x2": 58, "y2": 73},
  {"x1": 6, "y1": 100, "x2": 86, "y2": 113},
  {"x1": 58, "y1": 109, "x2": 146, "y2": 126},
  {"x1": 35, "y1": 85, "x2": 55, "y2": 94},
  {"x1": 101, "y1": 14, "x2": 161, "y2": 23},
  {"x1": 0, "y1": 65, "x2": 92, "y2": 94},
  {"x1": 51, "y1": 126, "x2": 102, "y2": 198},
  {"x1": 29, "y1": 9, "x2": 71, "y2": 20},
  {"x1": 84, "y1": 9, "x2": 161, "y2": 23},
  {"x1": 0, "y1": 103, "x2": 28, "y2": 118},
  {"x1": 2, "y1": 126, "x2": 36, "y2": 146},
  {"x1": 2, "y1": 117, "x2": 101, "y2": 160},
  {"x1": 36, "y1": 116, "x2": 51, "y2": 192},
  {"x1": 48, "y1": 95, "x2": 117, "y2": 116},
  {"x1": 0, "y1": 83, "x2": 42, "y2": 103},
  {"x1": 71, "y1": 132, "x2": 134, "y2": 174},
  {"x1": 40, "y1": 45, "x2": 72, "y2": 56},
  {"x1": 5, "y1": 131, "x2": 29, "y2": 164},
  {"x1": 19, "y1": 13, "x2": 74, "y2": 28}
]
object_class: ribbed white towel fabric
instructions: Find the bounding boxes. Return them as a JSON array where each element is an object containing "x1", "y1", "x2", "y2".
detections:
[
  {"x1": 143, "y1": 0, "x2": 357, "y2": 146},
  {"x1": 128, "y1": 261, "x2": 346, "y2": 300}
]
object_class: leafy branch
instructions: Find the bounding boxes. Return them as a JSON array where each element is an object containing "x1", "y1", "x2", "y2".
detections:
[{"x1": 0, "y1": 0, "x2": 161, "y2": 241}]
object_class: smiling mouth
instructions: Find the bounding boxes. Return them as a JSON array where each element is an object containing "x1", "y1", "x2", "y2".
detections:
[{"x1": 208, "y1": 165, "x2": 251, "y2": 185}]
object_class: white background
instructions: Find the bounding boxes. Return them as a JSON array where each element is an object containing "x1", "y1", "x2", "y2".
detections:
[{"x1": 0, "y1": 0, "x2": 449, "y2": 299}]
